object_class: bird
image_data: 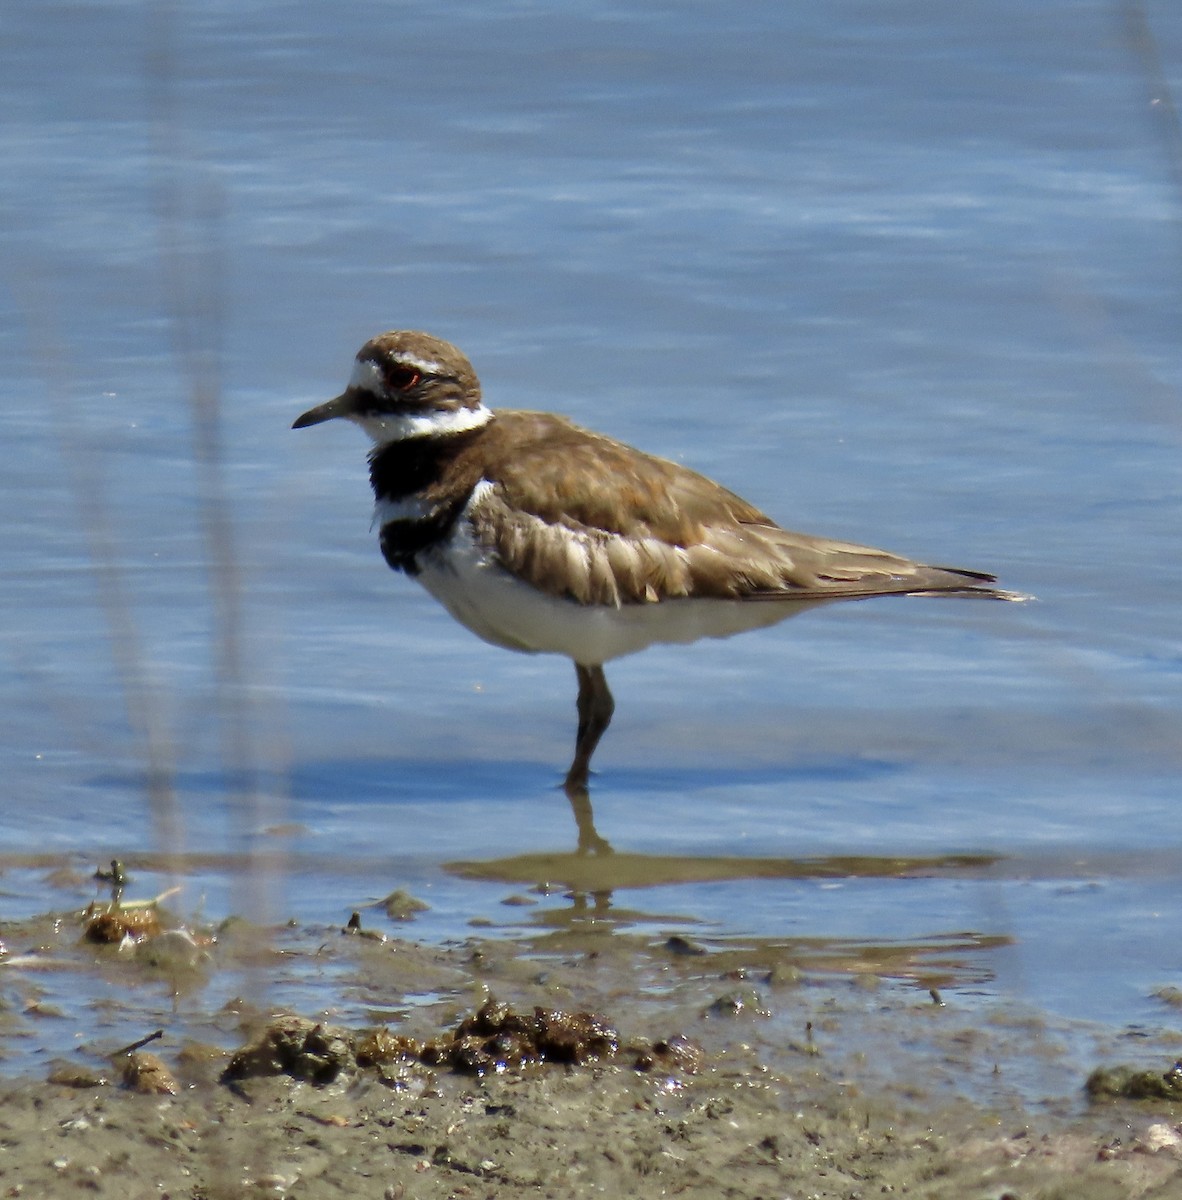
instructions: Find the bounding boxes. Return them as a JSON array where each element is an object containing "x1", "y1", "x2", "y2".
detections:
[{"x1": 293, "y1": 330, "x2": 1027, "y2": 793}]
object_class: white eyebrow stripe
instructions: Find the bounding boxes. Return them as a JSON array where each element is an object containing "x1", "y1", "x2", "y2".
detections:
[
  {"x1": 397, "y1": 356, "x2": 445, "y2": 374},
  {"x1": 348, "y1": 355, "x2": 446, "y2": 393}
]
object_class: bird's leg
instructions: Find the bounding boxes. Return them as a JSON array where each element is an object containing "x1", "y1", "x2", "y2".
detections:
[{"x1": 565, "y1": 663, "x2": 614, "y2": 789}]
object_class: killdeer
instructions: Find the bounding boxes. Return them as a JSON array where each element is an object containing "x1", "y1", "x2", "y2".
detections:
[{"x1": 294, "y1": 331, "x2": 1027, "y2": 790}]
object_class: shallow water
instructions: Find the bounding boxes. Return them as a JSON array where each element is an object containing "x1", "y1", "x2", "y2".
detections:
[{"x1": 2, "y1": 0, "x2": 1182, "y2": 1083}]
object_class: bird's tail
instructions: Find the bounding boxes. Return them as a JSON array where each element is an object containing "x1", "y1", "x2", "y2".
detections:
[{"x1": 904, "y1": 565, "x2": 1033, "y2": 602}]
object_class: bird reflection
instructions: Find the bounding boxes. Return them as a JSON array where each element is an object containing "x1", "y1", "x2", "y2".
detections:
[
  {"x1": 450, "y1": 841, "x2": 1002, "y2": 902},
  {"x1": 563, "y1": 776, "x2": 613, "y2": 855},
  {"x1": 445, "y1": 841, "x2": 1011, "y2": 991}
]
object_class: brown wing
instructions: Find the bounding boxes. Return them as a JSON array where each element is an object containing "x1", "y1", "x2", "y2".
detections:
[{"x1": 465, "y1": 411, "x2": 1018, "y2": 607}]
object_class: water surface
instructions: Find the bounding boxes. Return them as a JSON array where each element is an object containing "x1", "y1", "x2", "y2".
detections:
[{"x1": 2, "y1": 0, "x2": 1181, "y2": 1079}]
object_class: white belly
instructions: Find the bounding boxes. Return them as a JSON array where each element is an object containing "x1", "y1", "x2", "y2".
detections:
[{"x1": 412, "y1": 518, "x2": 825, "y2": 665}]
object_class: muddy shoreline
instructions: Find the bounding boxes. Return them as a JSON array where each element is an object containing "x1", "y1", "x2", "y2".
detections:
[
  {"x1": 3, "y1": 905, "x2": 1181, "y2": 1199},
  {"x1": 9, "y1": 1043, "x2": 1179, "y2": 1200}
]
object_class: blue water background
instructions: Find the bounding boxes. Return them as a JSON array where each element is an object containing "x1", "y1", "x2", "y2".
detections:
[{"x1": 2, "y1": 0, "x2": 1182, "y2": 1050}]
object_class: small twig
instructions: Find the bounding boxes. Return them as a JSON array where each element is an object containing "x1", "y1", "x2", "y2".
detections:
[
  {"x1": 1122, "y1": 0, "x2": 1182, "y2": 200},
  {"x1": 112, "y1": 1029, "x2": 164, "y2": 1058}
]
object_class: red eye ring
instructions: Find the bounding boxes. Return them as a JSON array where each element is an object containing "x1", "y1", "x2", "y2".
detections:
[{"x1": 385, "y1": 364, "x2": 422, "y2": 391}]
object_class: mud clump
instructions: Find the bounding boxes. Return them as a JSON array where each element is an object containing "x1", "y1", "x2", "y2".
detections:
[
  {"x1": 222, "y1": 1015, "x2": 356, "y2": 1086},
  {"x1": 422, "y1": 998, "x2": 619, "y2": 1074},
  {"x1": 1086, "y1": 1061, "x2": 1182, "y2": 1102},
  {"x1": 223, "y1": 999, "x2": 700, "y2": 1086}
]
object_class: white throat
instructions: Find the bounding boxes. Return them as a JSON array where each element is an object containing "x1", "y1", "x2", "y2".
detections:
[{"x1": 353, "y1": 405, "x2": 492, "y2": 445}]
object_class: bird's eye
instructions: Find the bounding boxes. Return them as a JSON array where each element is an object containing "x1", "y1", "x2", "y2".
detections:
[{"x1": 384, "y1": 363, "x2": 422, "y2": 391}]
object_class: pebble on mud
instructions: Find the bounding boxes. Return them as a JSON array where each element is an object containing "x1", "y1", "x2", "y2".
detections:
[
  {"x1": 705, "y1": 989, "x2": 771, "y2": 1018},
  {"x1": 633, "y1": 1034, "x2": 705, "y2": 1074},
  {"x1": 120, "y1": 1051, "x2": 179, "y2": 1095},
  {"x1": 84, "y1": 908, "x2": 161, "y2": 944},
  {"x1": 46, "y1": 1063, "x2": 110, "y2": 1089},
  {"x1": 380, "y1": 890, "x2": 430, "y2": 921}
]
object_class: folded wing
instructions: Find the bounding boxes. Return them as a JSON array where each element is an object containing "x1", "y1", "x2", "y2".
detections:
[{"x1": 469, "y1": 412, "x2": 1024, "y2": 607}]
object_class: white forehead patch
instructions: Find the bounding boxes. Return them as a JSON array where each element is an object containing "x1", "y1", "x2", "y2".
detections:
[{"x1": 348, "y1": 357, "x2": 385, "y2": 393}]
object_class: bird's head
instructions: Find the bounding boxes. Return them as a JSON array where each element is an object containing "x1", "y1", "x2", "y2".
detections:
[{"x1": 293, "y1": 331, "x2": 489, "y2": 444}]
